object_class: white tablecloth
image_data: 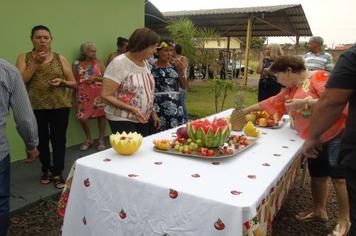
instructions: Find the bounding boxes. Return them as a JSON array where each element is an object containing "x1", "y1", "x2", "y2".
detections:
[{"x1": 62, "y1": 109, "x2": 304, "y2": 236}]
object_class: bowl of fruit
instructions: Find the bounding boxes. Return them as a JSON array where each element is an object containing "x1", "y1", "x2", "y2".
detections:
[{"x1": 110, "y1": 131, "x2": 143, "y2": 155}]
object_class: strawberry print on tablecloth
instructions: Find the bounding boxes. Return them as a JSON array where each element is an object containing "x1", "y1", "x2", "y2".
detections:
[
  {"x1": 128, "y1": 174, "x2": 139, "y2": 178},
  {"x1": 230, "y1": 190, "x2": 242, "y2": 195},
  {"x1": 58, "y1": 207, "x2": 65, "y2": 218},
  {"x1": 214, "y1": 218, "x2": 225, "y2": 230},
  {"x1": 119, "y1": 209, "x2": 126, "y2": 219},
  {"x1": 84, "y1": 178, "x2": 90, "y2": 187},
  {"x1": 169, "y1": 189, "x2": 178, "y2": 199}
]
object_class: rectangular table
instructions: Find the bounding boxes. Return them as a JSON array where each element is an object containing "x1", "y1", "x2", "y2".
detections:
[{"x1": 60, "y1": 110, "x2": 304, "y2": 236}]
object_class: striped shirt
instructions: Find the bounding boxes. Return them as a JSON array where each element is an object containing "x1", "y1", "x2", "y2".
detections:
[
  {"x1": 0, "y1": 59, "x2": 38, "y2": 161},
  {"x1": 303, "y1": 51, "x2": 334, "y2": 72},
  {"x1": 104, "y1": 54, "x2": 155, "y2": 122}
]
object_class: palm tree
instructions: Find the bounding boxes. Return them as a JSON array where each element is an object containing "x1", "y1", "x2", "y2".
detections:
[{"x1": 166, "y1": 17, "x2": 220, "y2": 79}]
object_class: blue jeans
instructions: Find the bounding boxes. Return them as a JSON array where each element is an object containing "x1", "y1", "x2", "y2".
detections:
[{"x1": 0, "y1": 154, "x2": 10, "y2": 236}]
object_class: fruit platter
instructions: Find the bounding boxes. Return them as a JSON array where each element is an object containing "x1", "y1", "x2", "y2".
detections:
[
  {"x1": 245, "y1": 111, "x2": 286, "y2": 129},
  {"x1": 153, "y1": 118, "x2": 256, "y2": 159}
]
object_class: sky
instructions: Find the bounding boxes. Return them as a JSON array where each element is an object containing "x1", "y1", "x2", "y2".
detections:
[{"x1": 150, "y1": 0, "x2": 356, "y2": 48}]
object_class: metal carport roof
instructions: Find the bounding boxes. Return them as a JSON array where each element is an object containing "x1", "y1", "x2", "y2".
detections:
[
  {"x1": 146, "y1": 4, "x2": 312, "y2": 38},
  {"x1": 145, "y1": 2, "x2": 313, "y2": 85}
]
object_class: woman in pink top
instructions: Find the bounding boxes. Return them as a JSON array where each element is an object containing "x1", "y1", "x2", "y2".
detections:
[
  {"x1": 74, "y1": 42, "x2": 106, "y2": 151},
  {"x1": 243, "y1": 55, "x2": 350, "y2": 236}
]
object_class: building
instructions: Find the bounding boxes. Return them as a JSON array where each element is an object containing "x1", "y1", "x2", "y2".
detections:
[{"x1": 1, "y1": 0, "x2": 145, "y2": 161}]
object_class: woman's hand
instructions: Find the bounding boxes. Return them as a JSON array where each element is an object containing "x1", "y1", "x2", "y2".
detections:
[
  {"x1": 131, "y1": 107, "x2": 148, "y2": 124},
  {"x1": 34, "y1": 51, "x2": 48, "y2": 64},
  {"x1": 48, "y1": 78, "x2": 64, "y2": 87},
  {"x1": 150, "y1": 110, "x2": 160, "y2": 128},
  {"x1": 174, "y1": 57, "x2": 185, "y2": 74},
  {"x1": 285, "y1": 99, "x2": 307, "y2": 112}
]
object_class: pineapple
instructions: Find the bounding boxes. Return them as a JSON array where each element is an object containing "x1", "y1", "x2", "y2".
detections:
[{"x1": 230, "y1": 94, "x2": 246, "y2": 131}]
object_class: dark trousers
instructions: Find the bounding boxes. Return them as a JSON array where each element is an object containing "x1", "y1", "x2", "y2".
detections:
[
  {"x1": 346, "y1": 167, "x2": 356, "y2": 236},
  {"x1": 33, "y1": 108, "x2": 69, "y2": 176},
  {"x1": 0, "y1": 155, "x2": 10, "y2": 236},
  {"x1": 258, "y1": 77, "x2": 282, "y2": 102},
  {"x1": 108, "y1": 120, "x2": 150, "y2": 137}
]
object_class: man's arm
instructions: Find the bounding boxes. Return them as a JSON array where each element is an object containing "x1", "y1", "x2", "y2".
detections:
[
  {"x1": 9, "y1": 68, "x2": 39, "y2": 151},
  {"x1": 309, "y1": 88, "x2": 351, "y2": 139},
  {"x1": 303, "y1": 88, "x2": 352, "y2": 157}
]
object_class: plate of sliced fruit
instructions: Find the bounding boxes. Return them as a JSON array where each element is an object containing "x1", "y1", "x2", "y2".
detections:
[
  {"x1": 153, "y1": 135, "x2": 256, "y2": 159},
  {"x1": 245, "y1": 111, "x2": 287, "y2": 129},
  {"x1": 153, "y1": 117, "x2": 256, "y2": 159}
]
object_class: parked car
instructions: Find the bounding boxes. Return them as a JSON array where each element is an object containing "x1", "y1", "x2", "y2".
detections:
[
  {"x1": 227, "y1": 61, "x2": 254, "y2": 78},
  {"x1": 235, "y1": 62, "x2": 254, "y2": 75}
]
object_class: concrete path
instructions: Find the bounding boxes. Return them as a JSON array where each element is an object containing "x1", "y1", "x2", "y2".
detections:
[{"x1": 10, "y1": 139, "x2": 109, "y2": 215}]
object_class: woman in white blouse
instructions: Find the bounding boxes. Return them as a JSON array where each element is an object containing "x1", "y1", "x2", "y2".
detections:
[{"x1": 101, "y1": 28, "x2": 160, "y2": 136}]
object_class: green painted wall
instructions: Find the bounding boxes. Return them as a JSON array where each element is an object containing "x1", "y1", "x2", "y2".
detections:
[{"x1": 1, "y1": 0, "x2": 145, "y2": 161}]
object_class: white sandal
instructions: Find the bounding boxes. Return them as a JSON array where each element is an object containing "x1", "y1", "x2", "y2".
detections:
[{"x1": 327, "y1": 222, "x2": 351, "y2": 236}]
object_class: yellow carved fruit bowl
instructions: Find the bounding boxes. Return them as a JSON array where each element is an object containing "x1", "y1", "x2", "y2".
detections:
[{"x1": 110, "y1": 131, "x2": 143, "y2": 155}]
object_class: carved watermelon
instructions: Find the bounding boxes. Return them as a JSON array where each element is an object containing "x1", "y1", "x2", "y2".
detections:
[{"x1": 187, "y1": 118, "x2": 231, "y2": 147}]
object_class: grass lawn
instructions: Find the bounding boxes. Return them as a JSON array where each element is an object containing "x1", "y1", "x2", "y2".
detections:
[{"x1": 186, "y1": 79, "x2": 258, "y2": 119}]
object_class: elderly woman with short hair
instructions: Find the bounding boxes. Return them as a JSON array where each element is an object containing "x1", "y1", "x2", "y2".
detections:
[{"x1": 73, "y1": 42, "x2": 106, "y2": 151}]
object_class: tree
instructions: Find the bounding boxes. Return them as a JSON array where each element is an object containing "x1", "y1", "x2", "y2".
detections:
[
  {"x1": 281, "y1": 43, "x2": 293, "y2": 49},
  {"x1": 166, "y1": 17, "x2": 220, "y2": 78},
  {"x1": 240, "y1": 36, "x2": 267, "y2": 49},
  {"x1": 210, "y1": 79, "x2": 234, "y2": 112}
]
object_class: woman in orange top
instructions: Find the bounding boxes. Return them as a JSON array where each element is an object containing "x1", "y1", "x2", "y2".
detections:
[{"x1": 243, "y1": 55, "x2": 350, "y2": 236}]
